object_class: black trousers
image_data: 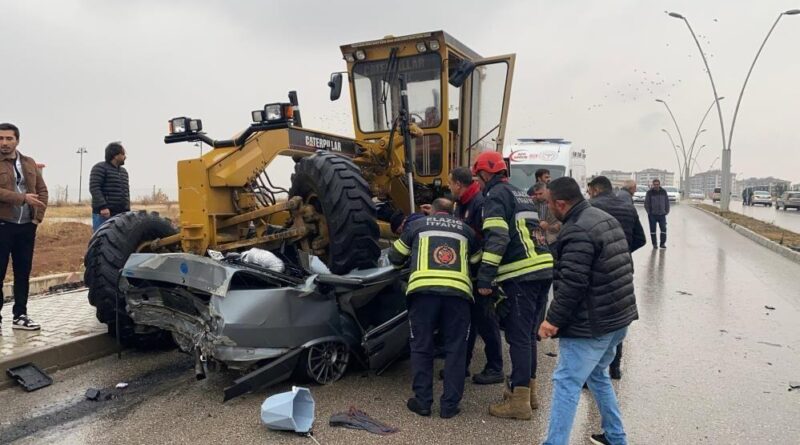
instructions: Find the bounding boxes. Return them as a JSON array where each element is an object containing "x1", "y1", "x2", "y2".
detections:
[
  {"x1": 0, "y1": 222, "x2": 37, "y2": 322},
  {"x1": 648, "y1": 214, "x2": 667, "y2": 246},
  {"x1": 465, "y1": 293, "x2": 504, "y2": 373},
  {"x1": 500, "y1": 278, "x2": 552, "y2": 388},
  {"x1": 408, "y1": 292, "x2": 471, "y2": 412}
]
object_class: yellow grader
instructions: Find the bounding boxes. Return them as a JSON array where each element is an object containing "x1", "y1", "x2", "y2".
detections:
[{"x1": 83, "y1": 30, "x2": 515, "y2": 395}]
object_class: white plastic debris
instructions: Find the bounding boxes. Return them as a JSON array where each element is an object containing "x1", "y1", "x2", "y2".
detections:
[
  {"x1": 308, "y1": 255, "x2": 331, "y2": 275},
  {"x1": 241, "y1": 248, "x2": 285, "y2": 273},
  {"x1": 115, "y1": 382, "x2": 128, "y2": 389},
  {"x1": 261, "y1": 386, "x2": 315, "y2": 434}
]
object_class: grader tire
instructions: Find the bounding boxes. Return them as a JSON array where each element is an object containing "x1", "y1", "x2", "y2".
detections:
[
  {"x1": 84, "y1": 211, "x2": 177, "y2": 347},
  {"x1": 290, "y1": 151, "x2": 380, "y2": 274}
]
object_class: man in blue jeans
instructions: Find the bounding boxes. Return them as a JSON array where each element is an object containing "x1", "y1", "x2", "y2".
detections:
[{"x1": 538, "y1": 177, "x2": 639, "y2": 445}]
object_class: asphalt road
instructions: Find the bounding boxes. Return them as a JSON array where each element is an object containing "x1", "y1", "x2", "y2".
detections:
[
  {"x1": 706, "y1": 198, "x2": 800, "y2": 233},
  {"x1": 2, "y1": 205, "x2": 799, "y2": 444}
]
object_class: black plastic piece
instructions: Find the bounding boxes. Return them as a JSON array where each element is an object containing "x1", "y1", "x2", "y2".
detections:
[
  {"x1": 6, "y1": 363, "x2": 53, "y2": 392},
  {"x1": 222, "y1": 348, "x2": 303, "y2": 402}
]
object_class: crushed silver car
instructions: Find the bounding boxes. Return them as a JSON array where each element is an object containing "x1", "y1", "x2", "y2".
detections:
[{"x1": 120, "y1": 249, "x2": 409, "y2": 401}]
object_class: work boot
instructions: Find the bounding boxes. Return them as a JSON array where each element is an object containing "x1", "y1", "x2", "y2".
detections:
[
  {"x1": 472, "y1": 368, "x2": 504, "y2": 385},
  {"x1": 406, "y1": 398, "x2": 431, "y2": 417},
  {"x1": 489, "y1": 386, "x2": 532, "y2": 420},
  {"x1": 529, "y1": 378, "x2": 539, "y2": 410}
]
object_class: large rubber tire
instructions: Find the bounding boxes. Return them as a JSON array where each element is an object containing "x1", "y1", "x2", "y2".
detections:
[
  {"x1": 84, "y1": 211, "x2": 178, "y2": 347},
  {"x1": 289, "y1": 151, "x2": 380, "y2": 274}
]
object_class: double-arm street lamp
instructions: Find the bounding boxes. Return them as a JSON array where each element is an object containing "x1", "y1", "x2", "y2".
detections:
[{"x1": 668, "y1": 9, "x2": 800, "y2": 211}]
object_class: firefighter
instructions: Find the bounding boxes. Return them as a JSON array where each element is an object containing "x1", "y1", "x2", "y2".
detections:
[
  {"x1": 388, "y1": 198, "x2": 482, "y2": 419},
  {"x1": 472, "y1": 151, "x2": 554, "y2": 420}
]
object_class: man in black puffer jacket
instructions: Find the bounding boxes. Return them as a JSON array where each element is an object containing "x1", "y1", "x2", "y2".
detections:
[
  {"x1": 539, "y1": 177, "x2": 637, "y2": 445},
  {"x1": 89, "y1": 142, "x2": 130, "y2": 231},
  {"x1": 588, "y1": 176, "x2": 646, "y2": 382}
]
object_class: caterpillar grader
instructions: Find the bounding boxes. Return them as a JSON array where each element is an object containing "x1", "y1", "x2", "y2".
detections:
[{"x1": 84, "y1": 31, "x2": 515, "y2": 399}]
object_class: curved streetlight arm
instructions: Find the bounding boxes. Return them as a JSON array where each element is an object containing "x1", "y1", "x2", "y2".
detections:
[
  {"x1": 689, "y1": 144, "x2": 707, "y2": 177},
  {"x1": 727, "y1": 12, "x2": 788, "y2": 152},
  {"x1": 657, "y1": 100, "x2": 687, "y2": 162},
  {"x1": 661, "y1": 129, "x2": 684, "y2": 173},
  {"x1": 688, "y1": 97, "x2": 723, "y2": 162}
]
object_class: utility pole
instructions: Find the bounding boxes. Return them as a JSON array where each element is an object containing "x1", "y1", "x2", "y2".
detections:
[{"x1": 76, "y1": 147, "x2": 88, "y2": 203}]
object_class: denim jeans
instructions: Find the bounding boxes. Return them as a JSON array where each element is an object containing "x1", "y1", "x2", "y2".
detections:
[
  {"x1": 543, "y1": 327, "x2": 628, "y2": 445},
  {"x1": 92, "y1": 213, "x2": 108, "y2": 232}
]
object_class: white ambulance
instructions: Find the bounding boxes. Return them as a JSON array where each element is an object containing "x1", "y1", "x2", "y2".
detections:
[{"x1": 502, "y1": 138, "x2": 587, "y2": 194}]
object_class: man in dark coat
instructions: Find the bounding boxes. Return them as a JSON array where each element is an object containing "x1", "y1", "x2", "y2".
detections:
[
  {"x1": 588, "y1": 176, "x2": 646, "y2": 380},
  {"x1": 89, "y1": 142, "x2": 130, "y2": 231},
  {"x1": 643, "y1": 178, "x2": 669, "y2": 249},
  {"x1": 539, "y1": 177, "x2": 638, "y2": 445}
]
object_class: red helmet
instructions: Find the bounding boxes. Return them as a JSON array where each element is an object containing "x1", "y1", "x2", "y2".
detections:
[{"x1": 472, "y1": 151, "x2": 507, "y2": 175}]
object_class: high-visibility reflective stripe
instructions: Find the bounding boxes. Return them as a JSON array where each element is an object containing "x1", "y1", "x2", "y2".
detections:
[
  {"x1": 516, "y1": 217, "x2": 536, "y2": 258},
  {"x1": 482, "y1": 251, "x2": 503, "y2": 265},
  {"x1": 393, "y1": 239, "x2": 410, "y2": 256},
  {"x1": 408, "y1": 277, "x2": 473, "y2": 296},
  {"x1": 420, "y1": 230, "x2": 468, "y2": 243},
  {"x1": 483, "y1": 217, "x2": 509, "y2": 231},
  {"x1": 496, "y1": 261, "x2": 553, "y2": 282},
  {"x1": 410, "y1": 270, "x2": 472, "y2": 288},
  {"x1": 470, "y1": 250, "x2": 483, "y2": 264},
  {"x1": 419, "y1": 236, "x2": 428, "y2": 271},
  {"x1": 516, "y1": 211, "x2": 539, "y2": 220}
]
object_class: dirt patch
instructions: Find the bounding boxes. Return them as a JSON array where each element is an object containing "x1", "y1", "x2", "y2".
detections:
[
  {"x1": 695, "y1": 203, "x2": 800, "y2": 249},
  {"x1": 3, "y1": 222, "x2": 92, "y2": 282}
]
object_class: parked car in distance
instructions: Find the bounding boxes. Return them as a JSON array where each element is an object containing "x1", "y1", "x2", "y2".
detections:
[
  {"x1": 710, "y1": 187, "x2": 721, "y2": 203},
  {"x1": 751, "y1": 190, "x2": 772, "y2": 207},
  {"x1": 664, "y1": 186, "x2": 679, "y2": 202},
  {"x1": 776, "y1": 191, "x2": 800, "y2": 211},
  {"x1": 689, "y1": 190, "x2": 705, "y2": 200},
  {"x1": 633, "y1": 185, "x2": 647, "y2": 204}
]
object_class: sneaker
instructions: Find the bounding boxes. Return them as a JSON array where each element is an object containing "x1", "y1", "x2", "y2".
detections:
[
  {"x1": 590, "y1": 433, "x2": 611, "y2": 445},
  {"x1": 406, "y1": 398, "x2": 431, "y2": 417},
  {"x1": 610, "y1": 367, "x2": 622, "y2": 380},
  {"x1": 472, "y1": 368, "x2": 505, "y2": 385},
  {"x1": 12, "y1": 315, "x2": 41, "y2": 331}
]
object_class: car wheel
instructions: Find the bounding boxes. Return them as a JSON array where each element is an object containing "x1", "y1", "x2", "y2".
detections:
[
  {"x1": 299, "y1": 341, "x2": 350, "y2": 385},
  {"x1": 84, "y1": 211, "x2": 178, "y2": 347},
  {"x1": 290, "y1": 151, "x2": 380, "y2": 275}
]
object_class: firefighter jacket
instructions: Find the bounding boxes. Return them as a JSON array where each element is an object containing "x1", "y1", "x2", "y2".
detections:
[
  {"x1": 388, "y1": 213, "x2": 482, "y2": 301},
  {"x1": 476, "y1": 176, "x2": 554, "y2": 289}
]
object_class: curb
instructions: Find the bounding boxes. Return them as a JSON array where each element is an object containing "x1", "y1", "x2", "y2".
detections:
[
  {"x1": 691, "y1": 205, "x2": 800, "y2": 265},
  {"x1": 2, "y1": 272, "x2": 83, "y2": 303},
  {"x1": 0, "y1": 331, "x2": 121, "y2": 391}
]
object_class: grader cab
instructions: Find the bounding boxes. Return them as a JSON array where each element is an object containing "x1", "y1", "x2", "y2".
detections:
[{"x1": 83, "y1": 31, "x2": 515, "y2": 393}]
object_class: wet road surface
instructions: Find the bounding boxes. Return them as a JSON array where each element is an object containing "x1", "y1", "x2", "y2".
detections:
[
  {"x1": 1, "y1": 205, "x2": 799, "y2": 444},
  {"x1": 708, "y1": 198, "x2": 800, "y2": 233}
]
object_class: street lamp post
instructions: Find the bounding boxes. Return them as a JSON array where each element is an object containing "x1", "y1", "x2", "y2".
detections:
[
  {"x1": 76, "y1": 147, "x2": 88, "y2": 203},
  {"x1": 660, "y1": 128, "x2": 684, "y2": 189},
  {"x1": 668, "y1": 10, "x2": 800, "y2": 211},
  {"x1": 709, "y1": 156, "x2": 720, "y2": 170},
  {"x1": 656, "y1": 99, "x2": 688, "y2": 197},
  {"x1": 690, "y1": 144, "x2": 707, "y2": 177}
]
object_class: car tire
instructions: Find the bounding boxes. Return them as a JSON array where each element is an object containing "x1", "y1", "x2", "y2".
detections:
[
  {"x1": 84, "y1": 211, "x2": 178, "y2": 347},
  {"x1": 290, "y1": 151, "x2": 380, "y2": 274}
]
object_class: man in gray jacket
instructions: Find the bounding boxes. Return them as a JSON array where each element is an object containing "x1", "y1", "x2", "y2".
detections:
[
  {"x1": 643, "y1": 179, "x2": 669, "y2": 249},
  {"x1": 616, "y1": 180, "x2": 636, "y2": 205}
]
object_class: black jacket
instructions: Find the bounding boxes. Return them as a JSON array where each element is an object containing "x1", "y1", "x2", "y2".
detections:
[
  {"x1": 644, "y1": 188, "x2": 670, "y2": 216},
  {"x1": 546, "y1": 200, "x2": 638, "y2": 338},
  {"x1": 589, "y1": 191, "x2": 646, "y2": 253},
  {"x1": 388, "y1": 213, "x2": 482, "y2": 301},
  {"x1": 89, "y1": 161, "x2": 130, "y2": 214},
  {"x1": 477, "y1": 176, "x2": 553, "y2": 288},
  {"x1": 455, "y1": 182, "x2": 484, "y2": 239}
]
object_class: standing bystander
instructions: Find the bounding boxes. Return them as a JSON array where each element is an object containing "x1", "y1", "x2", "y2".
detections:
[
  {"x1": 617, "y1": 180, "x2": 637, "y2": 205},
  {"x1": 0, "y1": 123, "x2": 48, "y2": 331},
  {"x1": 539, "y1": 177, "x2": 638, "y2": 445},
  {"x1": 89, "y1": 142, "x2": 130, "y2": 232},
  {"x1": 643, "y1": 179, "x2": 669, "y2": 248}
]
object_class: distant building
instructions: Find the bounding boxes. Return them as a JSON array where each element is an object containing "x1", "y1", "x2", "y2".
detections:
[
  {"x1": 598, "y1": 170, "x2": 633, "y2": 190},
  {"x1": 689, "y1": 169, "x2": 736, "y2": 197},
  {"x1": 635, "y1": 168, "x2": 674, "y2": 187},
  {"x1": 735, "y1": 176, "x2": 792, "y2": 196}
]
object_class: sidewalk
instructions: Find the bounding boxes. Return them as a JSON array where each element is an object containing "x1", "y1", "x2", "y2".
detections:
[{"x1": 1, "y1": 290, "x2": 119, "y2": 390}]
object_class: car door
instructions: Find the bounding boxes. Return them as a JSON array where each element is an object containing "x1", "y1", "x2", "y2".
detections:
[{"x1": 362, "y1": 272, "x2": 411, "y2": 373}]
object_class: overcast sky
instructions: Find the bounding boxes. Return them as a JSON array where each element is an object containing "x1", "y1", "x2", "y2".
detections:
[{"x1": 3, "y1": 0, "x2": 799, "y2": 200}]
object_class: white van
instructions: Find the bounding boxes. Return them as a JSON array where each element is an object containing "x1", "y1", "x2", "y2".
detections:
[{"x1": 502, "y1": 138, "x2": 587, "y2": 194}]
